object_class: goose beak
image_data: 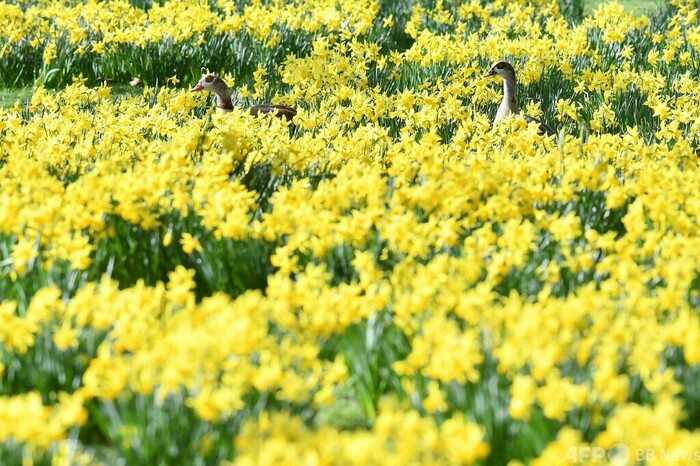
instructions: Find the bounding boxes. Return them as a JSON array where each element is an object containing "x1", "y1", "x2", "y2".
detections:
[
  {"x1": 484, "y1": 69, "x2": 496, "y2": 78},
  {"x1": 191, "y1": 83, "x2": 204, "y2": 92}
]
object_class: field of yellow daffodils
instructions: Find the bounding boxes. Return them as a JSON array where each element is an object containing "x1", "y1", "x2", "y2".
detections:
[{"x1": 1, "y1": 0, "x2": 700, "y2": 464}]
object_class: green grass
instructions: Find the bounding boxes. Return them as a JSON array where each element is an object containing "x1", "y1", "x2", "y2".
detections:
[
  {"x1": 0, "y1": 88, "x2": 32, "y2": 109},
  {"x1": 583, "y1": 0, "x2": 664, "y2": 15},
  {"x1": 0, "y1": 85, "x2": 155, "y2": 109}
]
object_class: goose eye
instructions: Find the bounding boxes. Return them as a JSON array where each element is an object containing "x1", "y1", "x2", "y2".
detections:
[{"x1": 495, "y1": 64, "x2": 503, "y2": 69}]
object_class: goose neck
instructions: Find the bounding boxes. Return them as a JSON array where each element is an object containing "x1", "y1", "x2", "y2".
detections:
[
  {"x1": 502, "y1": 75, "x2": 519, "y2": 113},
  {"x1": 213, "y1": 84, "x2": 233, "y2": 111}
]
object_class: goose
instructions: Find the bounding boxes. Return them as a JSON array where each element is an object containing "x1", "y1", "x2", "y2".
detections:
[
  {"x1": 191, "y1": 72, "x2": 296, "y2": 122},
  {"x1": 484, "y1": 61, "x2": 554, "y2": 135}
]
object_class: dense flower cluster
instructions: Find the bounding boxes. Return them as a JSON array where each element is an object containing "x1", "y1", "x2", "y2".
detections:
[{"x1": 1, "y1": 0, "x2": 700, "y2": 464}]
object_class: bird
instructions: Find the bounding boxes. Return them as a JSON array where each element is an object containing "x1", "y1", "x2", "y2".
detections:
[
  {"x1": 191, "y1": 72, "x2": 296, "y2": 122},
  {"x1": 483, "y1": 61, "x2": 554, "y2": 135}
]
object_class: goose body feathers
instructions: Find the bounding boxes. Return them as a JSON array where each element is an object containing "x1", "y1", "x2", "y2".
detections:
[{"x1": 192, "y1": 72, "x2": 296, "y2": 122}]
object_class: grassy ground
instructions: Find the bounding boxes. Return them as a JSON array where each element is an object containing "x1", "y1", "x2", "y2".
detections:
[
  {"x1": 583, "y1": 0, "x2": 664, "y2": 15},
  {"x1": 0, "y1": 88, "x2": 32, "y2": 109},
  {"x1": 0, "y1": 85, "x2": 142, "y2": 109}
]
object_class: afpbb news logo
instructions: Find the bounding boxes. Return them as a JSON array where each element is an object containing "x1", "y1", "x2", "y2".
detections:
[{"x1": 566, "y1": 444, "x2": 700, "y2": 463}]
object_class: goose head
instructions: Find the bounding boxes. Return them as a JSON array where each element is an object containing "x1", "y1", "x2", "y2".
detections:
[
  {"x1": 191, "y1": 72, "x2": 229, "y2": 94},
  {"x1": 484, "y1": 61, "x2": 516, "y2": 81}
]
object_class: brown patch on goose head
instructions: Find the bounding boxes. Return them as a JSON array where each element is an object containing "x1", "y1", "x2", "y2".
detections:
[{"x1": 192, "y1": 72, "x2": 219, "y2": 92}]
